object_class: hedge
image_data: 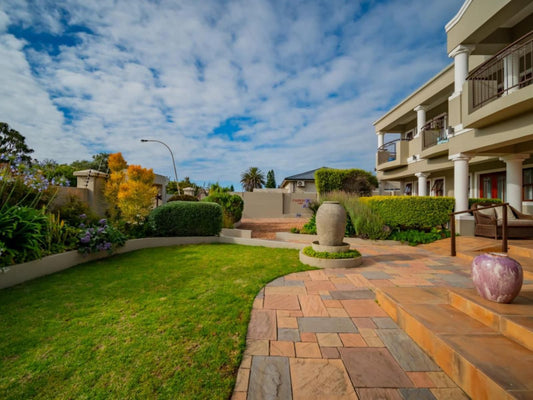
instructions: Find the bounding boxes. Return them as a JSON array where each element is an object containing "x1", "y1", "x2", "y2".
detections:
[
  {"x1": 202, "y1": 192, "x2": 244, "y2": 225},
  {"x1": 148, "y1": 201, "x2": 222, "y2": 236},
  {"x1": 360, "y1": 196, "x2": 455, "y2": 230},
  {"x1": 315, "y1": 168, "x2": 378, "y2": 196},
  {"x1": 468, "y1": 198, "x2": 502, "y2": 208}
]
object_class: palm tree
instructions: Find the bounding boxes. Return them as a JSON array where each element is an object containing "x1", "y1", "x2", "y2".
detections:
[{"x1": 240, "y1": 167, "x2": 266, "y2": 192}]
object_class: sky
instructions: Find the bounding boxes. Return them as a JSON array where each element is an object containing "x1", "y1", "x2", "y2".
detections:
[{"x1": 0, "y1": 0, "x2": 464, "y2": 189}]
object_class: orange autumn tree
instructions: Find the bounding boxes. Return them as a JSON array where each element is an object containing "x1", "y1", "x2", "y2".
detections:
[
  {"x1": 104, "y1": 152, "x2": 157, "y2": 223},
  {"x1": 118, "y1": 164, "x2": 157, "y2": 223}
]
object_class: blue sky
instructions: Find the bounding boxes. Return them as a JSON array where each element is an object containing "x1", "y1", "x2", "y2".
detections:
[{"x1": 0, "y1": 0, "x2": 463, "y2": 189}]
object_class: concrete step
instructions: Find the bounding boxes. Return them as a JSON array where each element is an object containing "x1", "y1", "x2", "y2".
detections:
[
  {"x1": 376, "y1": 286, "x2": 533, "y2": 400},
  {"x1": 449, "y1": 288, "x2": 533, "y2": 352}
]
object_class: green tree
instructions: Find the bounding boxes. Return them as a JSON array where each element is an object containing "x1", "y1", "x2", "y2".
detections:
[
  {"x1": 240, "y1": 167, "x2": 265, "y2": 192},
  {"x1": 70, "y1": 152, "x2": 109, "y2": 172},
  {"x1": 266, "y1": 170, "x2": 276, "y2": 188},
  {"x1": 0, "y1": 122, "x2": 34, "y2": 164},
  {"x1": 38, "y1": 159, "x2": 76, "y2": 186}
]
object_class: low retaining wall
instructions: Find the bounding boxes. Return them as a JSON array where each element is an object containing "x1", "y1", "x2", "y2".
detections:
[{"x1": 0, "y1": 233, "x2": 305, "y2": 290}]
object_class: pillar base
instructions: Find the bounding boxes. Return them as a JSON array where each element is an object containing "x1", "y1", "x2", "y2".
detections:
[{"x1": 455, "y1": 215, "x2": 475, "y2": 237}]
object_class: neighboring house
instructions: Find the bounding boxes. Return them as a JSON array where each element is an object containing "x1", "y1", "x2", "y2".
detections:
[
  {"x1": 280, "y1": 168, "x2": 326, "y2": 193},
  {"x1": 374, "y1": 0, "x2": 533, "y2": 234}
]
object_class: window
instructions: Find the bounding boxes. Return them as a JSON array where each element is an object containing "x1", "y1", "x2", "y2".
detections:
[
  {"x1": 405, "y1": 183, "x2": 413, "y2": 196},
  {"x1": 431, "y1": 178, "x2": 444, "y2": 197},
  {"x1": 524, "y1": 168, "x2": 533, "y2": 201}
]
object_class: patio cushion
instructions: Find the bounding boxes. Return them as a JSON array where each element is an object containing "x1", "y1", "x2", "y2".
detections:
[
  {"x1": 477, "y1": 207, "x2": 496, "y2": 218},
  {"x1": 497, "y1": 219, "x2": 533, "y2": 227},
  {"x1": 494, "y1": 206, "x2": 517, "y2": 221}
]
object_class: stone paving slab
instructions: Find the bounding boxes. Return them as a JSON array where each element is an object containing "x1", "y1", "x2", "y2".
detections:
[{"x1": 232, "y1": 241, "x2": 474, "y2": 400}]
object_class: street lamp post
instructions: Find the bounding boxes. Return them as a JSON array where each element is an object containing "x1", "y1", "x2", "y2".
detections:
[{"x1": 140, "y1": 139, "x2": 180, "y2": 195}]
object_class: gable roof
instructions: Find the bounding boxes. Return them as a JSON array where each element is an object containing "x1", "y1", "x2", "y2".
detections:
[{"x1": 283, "y1": 167, "x2": 327, "y2": 181}]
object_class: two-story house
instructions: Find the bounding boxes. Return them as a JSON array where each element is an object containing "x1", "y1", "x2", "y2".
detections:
[{"x1": 374, "y1": 0, "x2": 533, "y2": 233}]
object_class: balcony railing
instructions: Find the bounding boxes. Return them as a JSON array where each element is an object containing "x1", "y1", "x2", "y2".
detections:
[
  {"x1": 422, "y1": 113, "x2": 448, "y2": 150},
  {"x1": 377, "y1": 139, "x2": 410, "y2": 165},
  {"x1": 467, "y1": 30, "x2": 533, "y2": 110}
]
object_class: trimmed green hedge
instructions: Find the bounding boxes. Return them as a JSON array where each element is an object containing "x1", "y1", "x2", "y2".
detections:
[
  {"x1": 148, "y1": 201, "x2": 222, "y2": 236},
  {"x1": 468, "y1": 198, "x2": 502, "y2": 208},
  {"x1": 360, "y1": 196, "x2": 455, "y2": 230},
  {"x1": 202, "y1": 192, "x2": 244, "y2": 226},
  {"x1": 315, "y1": 168, "x2": 378, "y2": 196}
]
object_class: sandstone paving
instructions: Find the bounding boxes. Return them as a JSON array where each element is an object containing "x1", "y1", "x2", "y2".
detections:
[{"x1": 232, "y1": 240, "x2": 475, "y2": 399}]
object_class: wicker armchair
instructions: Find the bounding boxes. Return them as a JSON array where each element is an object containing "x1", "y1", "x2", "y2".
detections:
[{"x1": 472, "y1": 203, "x2": 533, "y2": 239}]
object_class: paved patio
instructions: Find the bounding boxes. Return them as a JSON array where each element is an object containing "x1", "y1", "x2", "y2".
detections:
[{"x1": 232, "y1": 241, "x2": 482, "y2": 400}]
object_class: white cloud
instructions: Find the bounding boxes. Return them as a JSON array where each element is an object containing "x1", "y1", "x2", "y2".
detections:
[{"x1": 0, "y1": 0, "x2": 464, "y2": 188}]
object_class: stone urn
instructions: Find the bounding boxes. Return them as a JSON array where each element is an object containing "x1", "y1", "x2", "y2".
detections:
[
  {"x1": 471, "y1": 253, "x2": 523, "y2": 303},
  {"x1": 316, "y1": 201, "x2": 346, "y2": 246}
]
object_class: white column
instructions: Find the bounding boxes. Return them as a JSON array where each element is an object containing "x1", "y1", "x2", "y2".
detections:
[
  {"x1": 503, "y1": 53, "x2": 520, "y2": 95},
  {"x1": 449, "y1": 45, "x2": 475, "y2": 97},
  {"x1": 450, "y1": 153, "x2": 470, "y2": 212},
  {"x1": 500, "y1": 154, "x2": 529, "y2": 211},
  {"x1": 415, "y1": 172, "x2": 430, "y2": 196},
  {"x1": 413, "y1": 105, "x2": 428, "y2": 136},
  {"x1": 377, "y1": 131, "x2": 384, "y2": 148}
]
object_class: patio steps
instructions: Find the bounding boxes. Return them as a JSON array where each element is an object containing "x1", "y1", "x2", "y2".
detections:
[{"x1": 375, "y1": 286, "x2": 533, "y2": 400}]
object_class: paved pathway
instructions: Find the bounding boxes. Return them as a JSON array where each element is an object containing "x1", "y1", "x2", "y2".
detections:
[{"x1": 232, "y1": 242, "x2": 473, "y2": 400}]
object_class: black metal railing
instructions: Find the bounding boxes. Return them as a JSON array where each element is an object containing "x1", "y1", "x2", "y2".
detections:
[
  {"x1": 422, "y1": 114, "x2": 448, "y2": 150},
  {"x1": 377, "y1": 139, "x2": 410, "y2": 165},
  {"x1": 467, "y1": 30, "x2": 533, "y2": 110}
]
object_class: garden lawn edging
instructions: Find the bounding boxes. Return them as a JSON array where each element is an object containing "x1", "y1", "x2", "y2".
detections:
[{"x1": 0, "y1": 234, "x2": 306, "y2": 289}]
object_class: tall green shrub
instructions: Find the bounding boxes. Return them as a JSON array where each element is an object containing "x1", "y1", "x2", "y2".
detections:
[
  {"x1": 315, "y1": 168, "x2": 378, "y2": 196},
  {"x1": 361, "y1": 196, "x2": 455, "y2": 230},
  {"x1": 202, "y1": 192, "x2": 243, "y2": 228},
  {"x1": 149, "y1": 201, "x2": 222, "y2": 236},
  {"x1": 324, "y1": 191, "x2": 389, "y2": 240}
]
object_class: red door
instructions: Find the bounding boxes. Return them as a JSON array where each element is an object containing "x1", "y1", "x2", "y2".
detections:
[{"x1": 479, "y1": 172, "x2": 506, "y2": 200}]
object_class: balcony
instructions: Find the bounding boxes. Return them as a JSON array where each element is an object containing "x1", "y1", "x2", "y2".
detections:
[
  {"x1": 420, "y1": 113, "x2": 451, "y2": 158},
  {"x1": 467, "y1": 31, "x2": 532, "y2": 111},
  {"x1": 377, "y1": 139, "x2": 410, "y2": 170}
]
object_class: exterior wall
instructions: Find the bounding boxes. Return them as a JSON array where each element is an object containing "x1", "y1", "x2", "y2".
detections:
[
  {"x1": 237, "y1": 191, "x2": 317, "y2": 218},
  {"x1": 374, "y1": 0, "x2": 533, "y2": 219}
]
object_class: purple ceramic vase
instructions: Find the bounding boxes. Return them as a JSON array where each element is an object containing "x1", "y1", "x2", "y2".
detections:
[{"x1": 471, "y1": 253, "x2": 523, "y2": 303}]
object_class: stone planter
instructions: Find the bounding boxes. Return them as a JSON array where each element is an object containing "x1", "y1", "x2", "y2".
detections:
[
  {"x1": 316, "y1": 201, "x2": 346, "y2": 246},
  {"x1": 471, "y1": 252, "x2": 523, "y2": 303}
]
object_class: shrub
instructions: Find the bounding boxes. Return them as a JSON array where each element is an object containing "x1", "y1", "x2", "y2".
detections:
[
  {"x1": 361, "y1": 196, "x2": 455, "y2": 230},
  {"x1": 43, "y1": 213, "x2": 80, "y2": 255},
  {"x1": 202, "y1": 192, "x2": 243, "y2": 228},
  {"x1": 315, "y1": 168, "x2": 378, "y2": 196},
  {"x1": 168, "y1": 194, "x2": 198, "y2": 202},
  {"x1": 149, "y1": 201, "x2": 222, "y2": 236},
  {"x1": 324, "y1": 191, "x2": 389, "y2": 240},
  {"x1": 0, "y1": 205, "x2": 48, "y2": 267},
  {"x1": 49, "y1": 195, "x2": 98, "y2": 227},
  {"x1": 468, "y1": 198, "x2": 502, "y2": 208},
  {"x1": 302, "y1": 246, "x2": 361, "y2": 259},
  {"x1": 78, "y1": 218, "x2": 127, "y2": 255},
  {"x1": 388, "y1": 227, "x2": 451, "y2": 246}
]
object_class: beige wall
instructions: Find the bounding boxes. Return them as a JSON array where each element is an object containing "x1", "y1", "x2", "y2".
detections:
[{"x1": 237, "y1": 191, "x2": 317, "y2": 218}]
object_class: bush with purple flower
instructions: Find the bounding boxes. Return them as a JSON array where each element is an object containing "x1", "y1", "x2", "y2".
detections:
[{"x1": 77, "y1": 215, "x2": 126, "y2": 255}]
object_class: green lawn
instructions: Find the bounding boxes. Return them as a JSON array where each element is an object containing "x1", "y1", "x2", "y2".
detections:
[{"x1": 0, "y1": 244, "x2": 314, "y2": 399}]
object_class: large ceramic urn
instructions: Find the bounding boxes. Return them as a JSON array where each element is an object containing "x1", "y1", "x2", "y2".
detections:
[
  {"x1": 471, "y1": 253, "x2": 523, "y2": 303},
  {"x1": 316, "y1": 201, "x2": 346, "y2": 246}
]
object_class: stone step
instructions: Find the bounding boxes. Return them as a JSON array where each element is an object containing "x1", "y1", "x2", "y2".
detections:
[
  {"x1": 449, "y1": 288, "x2": 533, "y2": 352},
  {"x1": 376, "y1": 287, "x2": 533, "y2": 400},
  {"x1": 456, "y1": 248, "x2": 533, "y2": 280}
]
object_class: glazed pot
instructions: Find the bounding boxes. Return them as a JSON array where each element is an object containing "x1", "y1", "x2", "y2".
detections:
[
  {"x1": 316, "y1": 201, "x2": 346, "y2": 246},
  {"x1": 471, "y1": 252, "x2": 523, "y2": 303}
]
